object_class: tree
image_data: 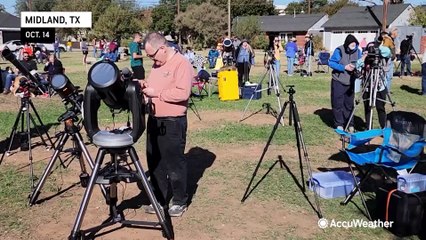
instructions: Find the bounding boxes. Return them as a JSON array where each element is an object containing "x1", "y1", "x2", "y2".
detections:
[
  {"x1": 410, "y1": 6, "x2": 426, "y2": 27},
  {"x1": 321, "y1": 0, "x2": 358, "y2": 16},
  {"x1": 15, "y1": 0, "x2": 58, "y2": 14},
  {"x1": 52, "y1": 0, "x2": 113, "y2": 37},
  {"x1": 285, "y1": 0, "x2": 328, "y2": 14},
  {"x1": 151, "y1": 4, "x2": 176, "y2": 33},
  {"x1": 175, "y1": 2, "x2": 227, "y2": 47},
  {"x1": 214, "y1": 0, "x2": 276, "y2": 18},
  {"x1": 232, "y1": 16, "x2": 260, "y2": 41},
  {"x1": 93, "y1": 4, "x2": 143, "y2": 39}
]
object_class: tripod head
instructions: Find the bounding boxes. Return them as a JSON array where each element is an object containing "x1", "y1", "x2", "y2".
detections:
[{"x1": 286, "y1": 85, "x2": 296, "y2": 95}]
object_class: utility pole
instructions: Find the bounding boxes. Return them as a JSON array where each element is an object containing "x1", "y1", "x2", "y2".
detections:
[
  {"x1": 382, "y1": 0, "x2": 389, "y2": 32},
  {"x1": 307, "y1": 0, "x2": 310, "y2": 14},
  {"x1": 177, "y1": 0, "x2": 181, "y2": 45},
  {"x1": 28, "y1": 0, "x2": 32, "y2": 11},
  {"x1": 228, "y1": 0, "x2": 231, "y2": 38}
]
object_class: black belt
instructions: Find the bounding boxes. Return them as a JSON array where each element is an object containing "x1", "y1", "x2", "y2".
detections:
[{"x1": 150, "y1": 115, "x2": 185, "y2": 121}]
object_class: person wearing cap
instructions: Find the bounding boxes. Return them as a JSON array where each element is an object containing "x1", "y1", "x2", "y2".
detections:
[
  {"x1": 304, "y1": 34, "x2": 314, "y2": 75},
  {"x1": 328, "y1": 34, "x2": 364, "y2": 132},
  {"x1": 285, "y1": 37, "x2": 298, "y2": 76}
]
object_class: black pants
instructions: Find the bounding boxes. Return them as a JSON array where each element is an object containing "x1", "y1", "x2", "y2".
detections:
[
  {"x1": 237, "y1": 62, "x2": 250, "y2": 87},
  {"x1": 132, "y1": 65, "x2": 145, "y2": 80},
  {"x1": 331, "y1": 80, "x2": 354, "y2": 128},
  {"x1": 363, "y1": 89, "x2": 387, "y2": 129},
  {"x1": 146, "y1": 115, "x2": 188, "y2": 206}
]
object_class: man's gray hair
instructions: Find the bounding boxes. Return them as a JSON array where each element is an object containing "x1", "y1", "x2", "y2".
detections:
[{"x1": 144, "y1": 32, "x2": 168, "y2": 48}]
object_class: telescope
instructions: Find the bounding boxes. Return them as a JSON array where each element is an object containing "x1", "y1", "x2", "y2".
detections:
[
  {"x1": 1, "y1": 48, "x2": 44, "y2": 95},
  {"x1": 83, "y1": 60, "x2": 145, "y2": 142},
  {"x1": 51, "y1": 74, "x2": 84, "y2": 121},
  {"x1": 222, "y1": 38, "x2": 235, "y2": 67}
]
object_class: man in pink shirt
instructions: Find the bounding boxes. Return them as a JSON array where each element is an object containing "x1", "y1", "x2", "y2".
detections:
[{"x1": 141, "y1": 32, "x2": 193, "y2": 217}]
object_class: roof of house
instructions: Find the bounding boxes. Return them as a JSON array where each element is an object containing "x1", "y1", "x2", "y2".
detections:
[
  {"x1": 322, "y1": 4, "x2": 411, "y2": 30},
  {"x1": 0, "y1": 12, "x2": 20, "y2": 28},
  {"x1": 257, "y1": 13, "x2": 326, "y2": 32}
]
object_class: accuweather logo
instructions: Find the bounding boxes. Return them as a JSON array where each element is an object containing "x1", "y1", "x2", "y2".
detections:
[{"x1": 317, "y1": 218, "x2": 393, "y2": 229}]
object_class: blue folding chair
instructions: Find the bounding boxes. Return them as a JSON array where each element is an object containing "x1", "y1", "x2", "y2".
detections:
[
  {"x1": 335, "y1": 111, "x2": 426, "y2": 219},
  {"x1": 317, "y1": 51, "x2": 330, "y2": 73}
]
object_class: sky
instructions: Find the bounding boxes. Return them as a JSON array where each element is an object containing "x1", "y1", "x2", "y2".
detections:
[{"x1": 0, "y1": 0, "x2": 425, "y2": 14}]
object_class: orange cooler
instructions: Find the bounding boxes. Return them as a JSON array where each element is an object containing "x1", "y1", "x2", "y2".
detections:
[{"x1": 217, "y1": 66, "x2": 239, "y2": 101}]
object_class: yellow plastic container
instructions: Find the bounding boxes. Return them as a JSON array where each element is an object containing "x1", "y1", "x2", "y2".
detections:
[{"x1": 217, "y1": 66, "x2": 239, "y2": 101}]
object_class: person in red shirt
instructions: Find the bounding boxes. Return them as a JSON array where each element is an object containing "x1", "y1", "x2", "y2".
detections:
[{"x1": 141, "y1": 32, "x2": 193, "y2": 217}]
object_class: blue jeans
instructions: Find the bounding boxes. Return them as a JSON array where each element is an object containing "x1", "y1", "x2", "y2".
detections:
[
  {"x1": 401, "y1": 54, "x2": 412, "y2": 75},
  {"x1": 274, "y1": 60, "x2": 280, "y2": 80},
  {"x1": 208, "y1": 57, "x2": 217, "y2": 68},
  {"x1": 4, "y1": 73, "x2": 15, "y2": 90},
  {"x1": 287, "y1": 57, "x2": 295, "y2": 75},
  {"x1": 54, "y1": 48, "x2": 60, "y2": 59},
  {"x1": 386, "y1": 61, "x2": 394, "y2": 92}
]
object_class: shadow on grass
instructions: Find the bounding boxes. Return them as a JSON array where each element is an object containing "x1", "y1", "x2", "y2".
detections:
[
  {"x1": 0, "y1": 122, "x2": 60, "y2": 157},
  {"x1": 117, "y1": 146, "x2": 216, "y2": 209},
  {"x1": 400, "y1": 84, "x2": 421, "y2": 95},
  {"x1": 314, "y1": 108, "x2": 366, "y2": 131}
]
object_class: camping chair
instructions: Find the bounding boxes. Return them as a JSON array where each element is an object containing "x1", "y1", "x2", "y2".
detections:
[
  {"x1": 317, "y1": 51, "x2": 330, "y2": 73},
  {"x1": 335, "y1": 111, "x2": 426, "y2": 219},
  {"x1": 192, "y1": 69, "x2": 211, "y2": 97}
]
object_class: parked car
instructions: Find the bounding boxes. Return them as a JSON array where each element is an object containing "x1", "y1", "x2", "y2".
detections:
[
  {"x1": 0, "y1": 40, "x2": 67, "y2": 53},
  {"x1": 35, "y1": 43, "x2": 67, "y2": 53},
  {"x1": 0, "y1": 40, "x2": 23, "y2": 52}
]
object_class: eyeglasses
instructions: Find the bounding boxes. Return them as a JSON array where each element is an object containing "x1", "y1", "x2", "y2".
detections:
[
  {"x1": 23, "y1": 55, "x2": 29, "y2": 58},
  {"x1": 146, "y1": 46, "x2": 163, "y2": 59}
]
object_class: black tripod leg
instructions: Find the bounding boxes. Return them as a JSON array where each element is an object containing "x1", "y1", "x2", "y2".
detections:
[
  {"x1": 189, "y1": 97, "x2": 202, "y2": 121},
  {"x1": 291, "y1": 101, "x2": 323, "y2": 218},
  {"x1": 69, "y1": 148, "x2": 106, "y2": 240},
  {"x1": 29, "y1": 133, "x2": 69, "y2": 205},
  {"x1": 25, "y1": 107, "x2": 36, "y2": 188},
  {"x1": 29, "y1": 100, "x2": 66, "y2": 168},
  {"x1": 241, "y1": 100, "x2": 289, "y2": 202},
  {"x1": 74, "y1": 132, "x2": 107, "y2": 198},
  {"x1": 0, "y1": 104, "x2": 24, "y2": 164},
  {"x1": 291, "y1": 101, "x2": 304, "y2": 191},
  {"x1": 29, "y1": 100, "x2": 55, "y2": 148},
  {"x1": 128, "y1": 147, "x2": 174, "y2": 240}
]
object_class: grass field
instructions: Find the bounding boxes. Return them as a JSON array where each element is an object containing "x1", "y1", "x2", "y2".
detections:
[{"x1": 0, "y1": 49, "x2": 425, "y2": 240}]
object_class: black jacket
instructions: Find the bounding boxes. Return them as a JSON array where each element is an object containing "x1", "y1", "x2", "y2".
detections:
[
  {"x1": 400, "y1": 39, "x2": 411, "y2": 56},
  {"x1": 44, "y1": 59, "x2": 64, "y2": 76}
]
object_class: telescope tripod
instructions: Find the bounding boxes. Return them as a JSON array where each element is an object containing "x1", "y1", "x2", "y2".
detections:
[
  {"x1": 68, "y1": 138, "x2": 173, "y2": 240},
  {"x1": 395, "y1": 40, "x2": 421, "y2": 77},
  {"x1": 0, "y1": 96, "x2": 58, "y2": 187},
  {"x1": 29, "y1": 116, "x2": 107, "y2": 205},
  {"x1": 240, "y1": 63, "x2": 283, "y2": 122},
  {"x1": 346, "y1": 66, "x2": 396, "y2": 131},
  {"x1": 241, "y1": 85, "x2": 322, "y2": 218}
]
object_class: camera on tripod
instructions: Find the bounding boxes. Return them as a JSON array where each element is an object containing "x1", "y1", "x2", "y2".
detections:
[
  {"x1": 365, "y1": 45, "x2": 382, "y2": 67},
  {"x1": 264, "y1": 50, "x2": 275, "y2": 67}
]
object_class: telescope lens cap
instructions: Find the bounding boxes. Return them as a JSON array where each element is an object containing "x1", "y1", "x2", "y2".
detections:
[
  {"x1": 51, "y1": 74, "x2": 67, "y2": 90},
  {"x1": 89, "y1": 61, "x2": 119, "y2": 89}
]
